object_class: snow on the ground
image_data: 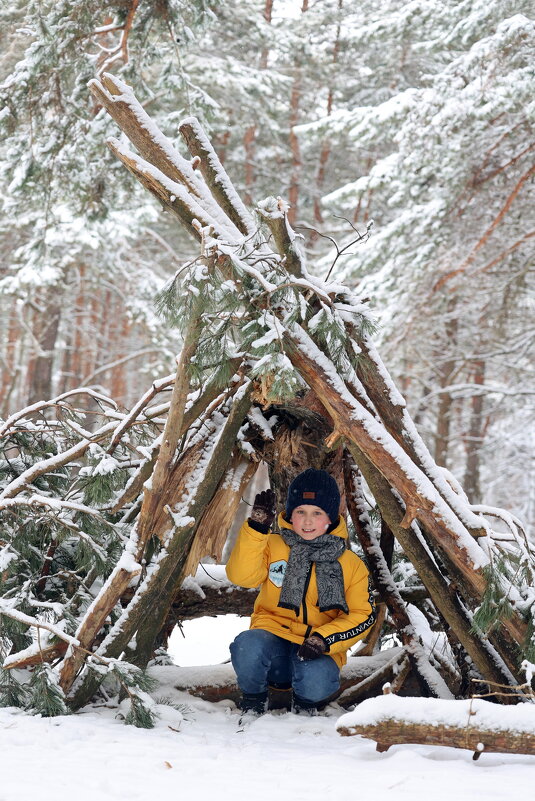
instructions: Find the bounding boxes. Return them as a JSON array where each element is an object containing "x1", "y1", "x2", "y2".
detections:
[{"x1": 2, "y1": 615, "x2": 534, "y2": 801}]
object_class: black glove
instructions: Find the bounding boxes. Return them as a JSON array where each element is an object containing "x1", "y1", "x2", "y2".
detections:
[
  {"x1": 297, "y1": 634, "x2": 327, "y2": 661},
  {"x1": 249, "y1": 489, "x2": 276, "y2": 530}
]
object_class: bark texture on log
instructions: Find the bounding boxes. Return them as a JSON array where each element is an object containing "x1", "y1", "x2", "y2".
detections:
[
  {"x1": 182, "y1": 451, "x2": 256, "y2": 577},
  {"x1": 338, "y1": 717, "x2": 535, "y2": 757},
  {"x1": 59, "y1": 563, "x2": 141, "y2": 692}
]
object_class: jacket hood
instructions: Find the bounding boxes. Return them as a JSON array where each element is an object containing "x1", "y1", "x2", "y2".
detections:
[{"x1": 278, "y1": 511, "x2": 348, "y2": 541}]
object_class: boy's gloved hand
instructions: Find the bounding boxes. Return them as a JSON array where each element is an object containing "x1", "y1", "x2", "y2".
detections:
[
  {"x1": 249, "y1": 489, "x2": 276, "y2": 529},
  {"x1": 297, "y1": 634, "x2": 327, "y2": 661}
]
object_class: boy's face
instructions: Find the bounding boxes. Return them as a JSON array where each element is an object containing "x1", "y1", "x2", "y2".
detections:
[{"x1": 290, "y1": 504, "x2": 331, "y2": 540}]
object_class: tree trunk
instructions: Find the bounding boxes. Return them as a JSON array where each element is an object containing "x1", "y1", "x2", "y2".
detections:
[
  {"x1": 0, "y1": 299, "x2": 20, "y2": 417},
  {"x1": 27, "y1": 291, "x2": 62, "y2": 405},
  {"x1": 311, "y1": 0, "x2": 342, "y2": 232},
  {"x1": 463, "y1": 359, "x2": 485, "y2": 503},
  {"x1": 434, "y1": 314, "x2": 458, "y2": 467}
]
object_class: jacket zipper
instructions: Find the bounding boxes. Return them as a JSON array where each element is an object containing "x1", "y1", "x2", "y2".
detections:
[{"x1": 301, "y1": 564, "x2": 313, "y2": 626}]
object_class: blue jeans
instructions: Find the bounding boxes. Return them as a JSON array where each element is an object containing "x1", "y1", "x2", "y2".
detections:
[{"x1": 230, "y1": 629, "x2": 340, "y2": 704}]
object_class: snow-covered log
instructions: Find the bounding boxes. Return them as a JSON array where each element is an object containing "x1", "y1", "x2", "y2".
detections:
[
  {"x1": 337, "y1": 694, "x2": 535, "y2": 757},
  {"x1": 168, "y1": 648, "x2": 410, "y2": 708}
]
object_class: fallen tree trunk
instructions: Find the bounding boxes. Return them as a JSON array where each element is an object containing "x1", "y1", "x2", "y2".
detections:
[
  {"x1": 337, "y1": 694, "x2": 535, "y2": 757},
  {"x1": 168, "y1": 648, "x2": 410, "y2": 707},
  {"x1": 348, "y1": 446, "x2": 521, "y2": 694}
]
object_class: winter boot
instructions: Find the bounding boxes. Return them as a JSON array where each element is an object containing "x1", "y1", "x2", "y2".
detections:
[
  {"x1": 237, "y1": 691, "x2": 268, "y2": 730},
  {"x1": 292, "y1": 693, "x2": 318, "y2": 716},
  {"x1": 239, "y1": 691, "x2": 268, "y2": 716},
  {"x1": 268, "y1": 683, "x2": 292, "y2": 711}
]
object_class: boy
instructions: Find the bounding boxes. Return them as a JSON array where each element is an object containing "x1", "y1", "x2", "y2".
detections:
[{"x1": 226, "y1": 468, "x2": 376, "y2": 715}]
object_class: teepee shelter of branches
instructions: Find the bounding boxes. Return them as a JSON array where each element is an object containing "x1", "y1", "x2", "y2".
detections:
[{"x1": 1, "y1": 74, "x2": 535, "y2": 725}]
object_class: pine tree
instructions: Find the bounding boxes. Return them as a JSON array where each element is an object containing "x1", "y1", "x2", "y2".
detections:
[{"x1": 308, "y1": 2, "x2": 535, "y2": 521}]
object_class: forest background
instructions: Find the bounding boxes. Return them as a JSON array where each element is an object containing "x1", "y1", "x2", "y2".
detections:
[{"x1": 0, "y1": 0, "x2": 533, "y2": 534}]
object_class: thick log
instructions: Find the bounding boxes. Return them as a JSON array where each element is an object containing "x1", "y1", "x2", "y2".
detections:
[
  {"x1": 134, "y1": 313, "x2": 201, "y2": 560},
  {"x1": 59, "y1": 560, "x2": 141, "y2": 692},
  {"x1": 106, "y1": 139, "x2": 203, "y2": 237},
  {"x1": 342, "y1": 330, "x2": 527, "y2": 657},
  {"x1": 337, "y1": 696, "x2": 535, "y2": 757},
  {"x1": 346, "y1": 445, "x2": 520, "y2": 695},
  {"x1": 89, "y1": 74, "x2": 204, "y2": 200},
  {"x1": 168, "y1": 649, "x2": 410, "y2": 707},
  {"x1": 170, "y1": 584, "x2": 256, "y2": 621},
  {"x1": 339, "y1": 718, "x2": 535, "y2": 756}
]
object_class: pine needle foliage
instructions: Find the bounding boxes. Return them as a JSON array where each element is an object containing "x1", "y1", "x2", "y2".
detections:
[
  {"x1": 27, "y1": 663, "x2": 70, "y2": 717},
  {"x1": 0, "y1": 615, "x2": 33, "y2": 662},
  {"x1": 472, "y1": 561, "x2": 515, "y2": 637},
  {"x1": 90, "y1": 660, "x2": 159, "y2": 729},
  {"x1": 0, "y1": 388, "x2": 162, "y2": 720},
  {"x1": 0, "y1": 668, "x2": 29, "y2": 709},
  {"x1": 124, "y1": 693, "x2": 158, "y2": 729}
]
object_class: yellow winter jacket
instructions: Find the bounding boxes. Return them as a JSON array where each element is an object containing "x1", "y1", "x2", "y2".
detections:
[{"x1": 226, "y1": 513, "x2": 376, "y2": 668}]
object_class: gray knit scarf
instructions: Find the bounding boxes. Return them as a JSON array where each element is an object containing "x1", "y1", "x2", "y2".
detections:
[{"x1": 278, "y1": 530, "x2": 348, "y2": 615}]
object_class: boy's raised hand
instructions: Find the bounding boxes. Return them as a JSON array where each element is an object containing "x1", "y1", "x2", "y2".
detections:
[{"x1": 250, "y1": 489, "x2": 276, "y2": 528}]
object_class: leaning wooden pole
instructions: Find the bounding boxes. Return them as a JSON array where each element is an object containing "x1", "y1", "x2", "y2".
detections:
[{"x1": 342, "y1": 452, "x2": 454, "y2": 699}]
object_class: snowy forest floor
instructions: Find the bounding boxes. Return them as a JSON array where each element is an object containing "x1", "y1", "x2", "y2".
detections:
[{"x1": 2, "y1": 616, "x2": 534, "y2": 801}]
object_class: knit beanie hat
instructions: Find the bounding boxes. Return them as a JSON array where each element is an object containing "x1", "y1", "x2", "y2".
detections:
[{"x1": 285, "y1": 468, "x2": 340, "y2": 523}]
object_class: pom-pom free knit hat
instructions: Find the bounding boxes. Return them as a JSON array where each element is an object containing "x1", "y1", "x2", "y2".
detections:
[{"x1": 285, "y1": 468, "x2": 340, "y2": 523}]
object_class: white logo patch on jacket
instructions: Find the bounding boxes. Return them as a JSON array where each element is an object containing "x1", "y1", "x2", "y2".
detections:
[{"x1": 268, "y1": 560, "x2": 287, "y2": 588}]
